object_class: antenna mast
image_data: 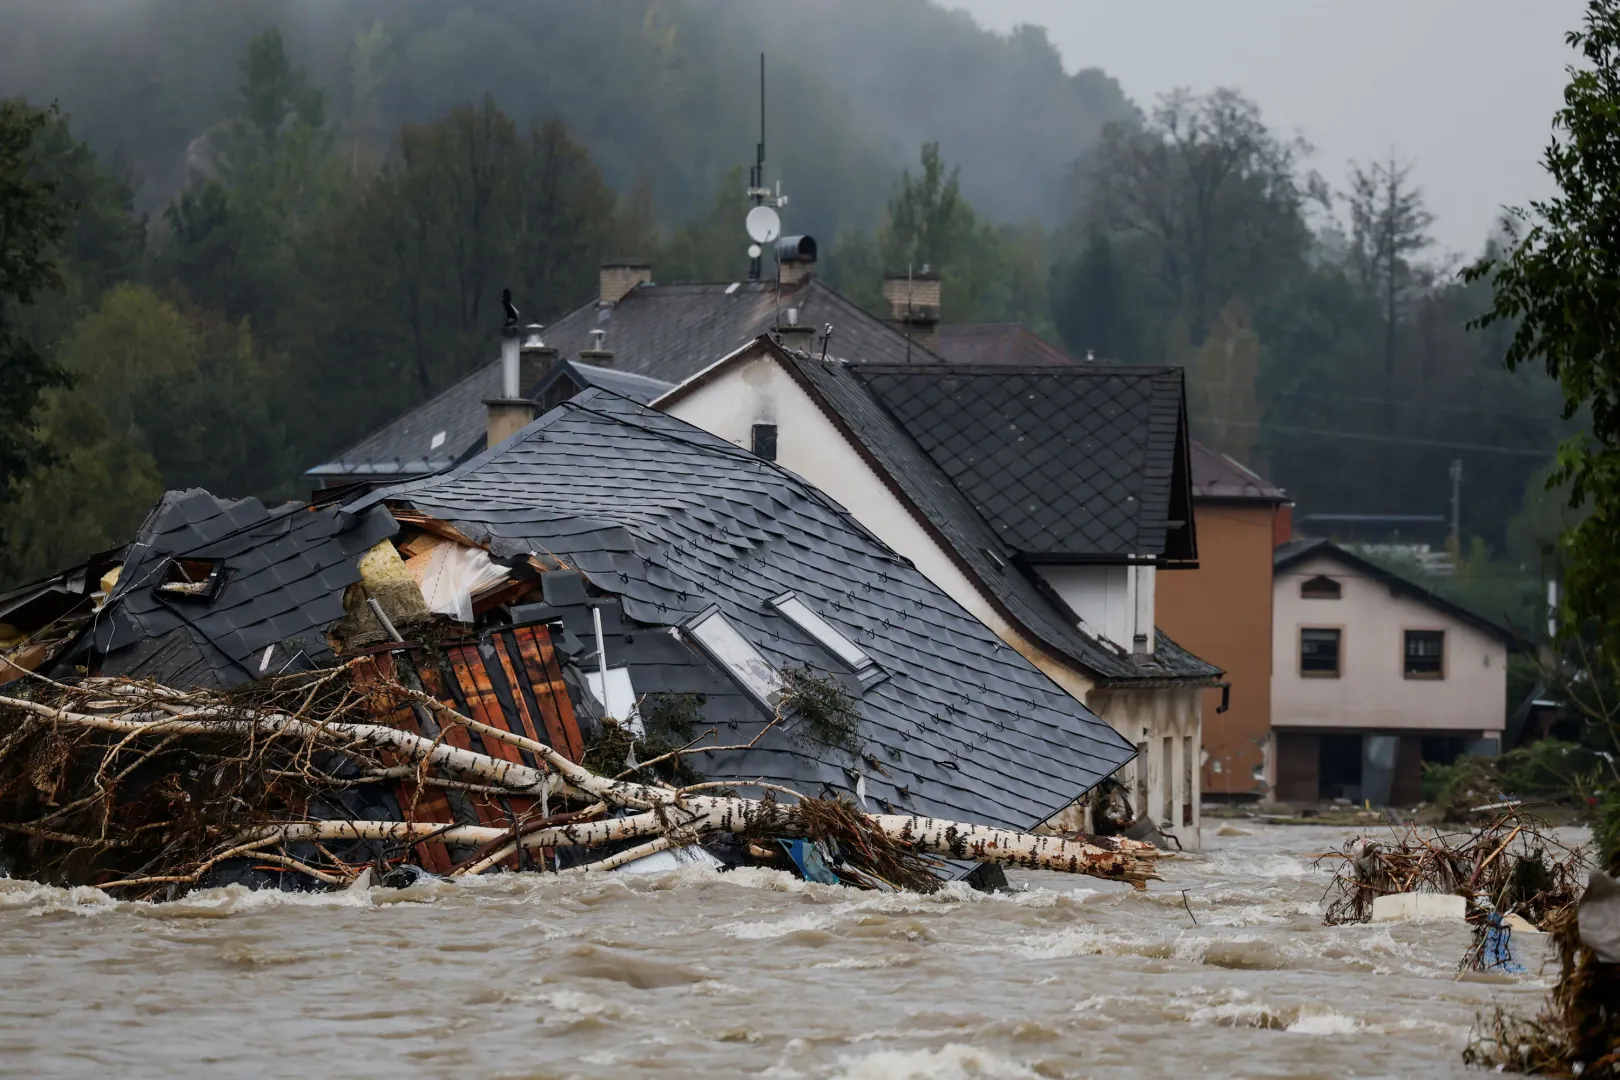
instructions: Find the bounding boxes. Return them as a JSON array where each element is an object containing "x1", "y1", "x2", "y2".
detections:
[
  {"x1": 749, "y1": 54, "x2": 766, "y2": 282},
  {"x1": 743, "y1": 53, "x2": 788, "y2": 283}
]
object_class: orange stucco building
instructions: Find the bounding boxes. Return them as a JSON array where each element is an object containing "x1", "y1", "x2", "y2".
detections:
[{"x1": 1156, "y1": 444, "x2": 1291, "y2": 801}]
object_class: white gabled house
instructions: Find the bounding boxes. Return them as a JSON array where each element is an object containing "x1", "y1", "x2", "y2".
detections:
[{"x1": 657, "y1": 335, "x2": 1222, "y2": 843}]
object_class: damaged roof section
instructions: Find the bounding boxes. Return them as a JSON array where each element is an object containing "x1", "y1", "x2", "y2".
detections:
[
  {"x1": 349, "y1": 389, "x2": 1137, "y2": 832},
  {"x1": 75, "y1": 490, "x2": 397, "y2": 688}
]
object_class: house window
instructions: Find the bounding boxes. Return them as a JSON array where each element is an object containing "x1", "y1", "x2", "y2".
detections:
[
  {"x1": 1300, "y1": 628, "x2": 1341, "y2": 677},
  {"x1": 685, "y1": 608, "x2": 780, "y2": 706},
  {"x1": 771, "y1": 592, "x2": 873, "y2": 671},
  {"x1": 751, "y1": 423, "x2": 778, "y2": 461},
  {"x1": 1404, "y1": 630, "x2": 1445, "y2": 678},
  {"x1": 1300, "y1": 575, "x2": 1341, "y2": 599}
]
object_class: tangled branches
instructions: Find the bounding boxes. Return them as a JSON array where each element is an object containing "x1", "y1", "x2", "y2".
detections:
[
  {"x1": 1316, "y1": 810, "x2": 1589, "y2": 932},
  {"x1": 0, "y1": 663, "x2": 1171, "y2": 901}
]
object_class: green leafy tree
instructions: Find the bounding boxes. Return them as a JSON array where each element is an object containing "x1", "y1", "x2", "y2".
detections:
[
  {"x1": 0, "y1": 101, "x2": 71, "y2": 528},
  {"x1": 1051, "y1": 227, "x2": 1144, "y2": 361},
  {"x1": 1467, "y1": 0, "x2": 1620, "y2": 646},
  {"x1": 1086, "y1": 88, "x2": 1318, "y2": 348},
  {"x1": 881, "y1": 142, "x2": 971, "y2": 276},
  {"x1": 233, "y1": 26, "x2": 326, "y2": 167}
]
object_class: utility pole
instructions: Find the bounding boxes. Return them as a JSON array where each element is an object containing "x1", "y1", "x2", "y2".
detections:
[{"x1": 1448, "y1": 458, "x2": 1463, "y2": 555}]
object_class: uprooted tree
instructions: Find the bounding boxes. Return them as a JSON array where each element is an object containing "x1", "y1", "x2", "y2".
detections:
[{"x1": 0, "y1": 658, "x2": 1169, "y2": 900}]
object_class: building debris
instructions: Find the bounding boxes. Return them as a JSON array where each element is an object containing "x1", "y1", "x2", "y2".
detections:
[{"x1": 0, "y1": 663, "x2": 1168, "y2": 898}]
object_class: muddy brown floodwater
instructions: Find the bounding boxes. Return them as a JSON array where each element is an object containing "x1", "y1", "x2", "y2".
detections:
[{"x1": 0, "y1": 823, "x2": 1566, "y2": 1079}]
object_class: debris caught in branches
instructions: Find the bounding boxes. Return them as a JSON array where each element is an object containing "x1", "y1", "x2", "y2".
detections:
[{"x1": 0, "y1": 663, "x2": 1171, "y2": 901}]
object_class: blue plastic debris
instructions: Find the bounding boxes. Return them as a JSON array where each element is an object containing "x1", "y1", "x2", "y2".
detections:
[
  {"x1": 1480, "y1": 912, "x2": 1526, "y2": 974},
  {"x1": 779, "y1": 839, "x2": 842, "y2": 885}
]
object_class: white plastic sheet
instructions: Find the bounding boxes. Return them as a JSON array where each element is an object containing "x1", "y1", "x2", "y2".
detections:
[{"x1": 412, "y1": 541, "x2": 509, "y2": 623}]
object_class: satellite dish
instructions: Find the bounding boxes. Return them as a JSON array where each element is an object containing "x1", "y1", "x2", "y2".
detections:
[
  {"x1": 747, "y1": 243, "x2": 763, "y2": 259},
  {"x1": 745, "y1": 205, "x2": 782, "y2": 243}
]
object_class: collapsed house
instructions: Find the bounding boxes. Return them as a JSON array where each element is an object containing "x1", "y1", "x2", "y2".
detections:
[{"x1": 0, "y1": 390, "x2": 1156, "y2": 892}]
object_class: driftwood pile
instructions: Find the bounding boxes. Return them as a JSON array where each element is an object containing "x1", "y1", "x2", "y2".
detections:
[
  {"x1": 1316, "y1": 810, "x2": 1589, "y2": 937},
  {"x1": 0, "y1": 660, "x2": 1169, "y2": 901},
  {"x1": 1314, "y1": 811, "x2": 1618, "y2": 1077}
]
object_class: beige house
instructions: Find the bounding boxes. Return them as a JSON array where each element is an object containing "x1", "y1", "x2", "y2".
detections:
[
  {"x1": 1271, "y1": 539, "x2": 1515, "y2": 805},
  {"x1": 657, "y1": 336, "x2": 1221, "y2": 843}
]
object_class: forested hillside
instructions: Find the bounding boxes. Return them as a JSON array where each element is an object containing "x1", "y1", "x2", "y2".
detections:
[{"x1": 0, "y1": 1, "x2": 1576, "y2": 637}]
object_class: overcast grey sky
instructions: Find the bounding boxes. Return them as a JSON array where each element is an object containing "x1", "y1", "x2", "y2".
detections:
[{"x1": 949, "y1": 0, "x2": 1585, "y2": 256}]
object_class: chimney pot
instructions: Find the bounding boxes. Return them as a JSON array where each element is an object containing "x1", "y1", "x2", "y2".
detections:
[
  {"x1": 775, "y1": 235, "x2": 818, "y2": 288},
  {"x1": 600, "y1": 260, "x2": 652, "y2": 305},
  {"x1": 580, "y1": 328, "x2": 615, "y2": 367}
]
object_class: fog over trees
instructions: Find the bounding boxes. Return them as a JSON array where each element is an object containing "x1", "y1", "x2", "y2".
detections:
[{"x1": 0, "y1": 1, "x2": 1573, "y2": 635}]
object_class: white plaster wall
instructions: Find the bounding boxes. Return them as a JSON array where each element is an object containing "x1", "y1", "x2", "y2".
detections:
[
  {"x1": 1272, "y1": 554, "x2": 1507, "y2": 734},
  {"x1": 1036, "y1": 564, "x2": 1156, "y2": 655}
]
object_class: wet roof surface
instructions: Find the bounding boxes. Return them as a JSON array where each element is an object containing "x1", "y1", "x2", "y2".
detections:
[{"x1": 349, "y1": 391, "x2": 1137, "y2": 832}]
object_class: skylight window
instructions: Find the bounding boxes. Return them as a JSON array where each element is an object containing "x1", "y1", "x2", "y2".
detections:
[
  {"x1": 771, "y1": 591, "x2": 873, "y2": 671},
  {"x1": 430, "y1": 431, "x2": 447, "y2": 451},
  {"x1": 685, "y1": 608, "x2": 780, "y2": 705}
]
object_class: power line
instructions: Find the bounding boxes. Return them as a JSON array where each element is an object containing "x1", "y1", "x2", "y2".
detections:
[
  {"x1": 1264, "y1": 386, "x2": 1566, "y2": 422},
  {"x1": 1193, "y1": 417, "x2": 1555, "y2": 458}
]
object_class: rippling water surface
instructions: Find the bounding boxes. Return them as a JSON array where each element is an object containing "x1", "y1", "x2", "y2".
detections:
[{"x1": 0, "y1": 824, "x2": 1564, "y2": 1078}]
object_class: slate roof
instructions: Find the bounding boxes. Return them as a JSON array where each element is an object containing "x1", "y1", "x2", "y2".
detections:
[
  {"x1": 935, "y1": 325, "x2": 1282, "y2": 510},
  {"x1": 309, "y1": 278, "x2": 932, "y2": 479},
  {"x1": 1190, "y1": 441, "x2": 1286, "y2": 503},
  {"x1": 69, "y1": 490, "x2": 397, "y2": 688},
  {"x1": 1274, "y1": 539, "x2": 1521, "y2": 647},
  {"x1": 769, "y1": 349, "x2": 1218, "y2": 684},
  {"x1": 347, "y1": 390, "x2": 1137, "y2": 832},
  {"x1": 851, "y1": 363, "x2": 1196, "y2": 563},
  {"x1": 536, "y1": 359, "x2": 674, "y2": 406},
  {"x1": 935, "y1": 323, "x2": 1075, "y2": 367}
]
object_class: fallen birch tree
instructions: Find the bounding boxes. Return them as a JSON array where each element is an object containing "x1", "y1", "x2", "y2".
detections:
[{"x1": 0, "y1": 662, "x2": 1170, "y2": 899}]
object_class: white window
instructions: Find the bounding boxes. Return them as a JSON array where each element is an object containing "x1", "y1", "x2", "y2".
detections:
[
  {"x1": 584, "y1": 665, "x2": 643, "y2": 735},
  {"x1": 771, "y1": 592, "x2": 874, "y2": 671},
  {"x1": 685, "y1": 608, "x2": 780, "y2": 705}
]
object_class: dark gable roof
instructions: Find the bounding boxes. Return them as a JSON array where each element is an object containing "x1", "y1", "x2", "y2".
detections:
[
  {"x1": 1190, "y1": 441, "x2": 1286, "y2": 503},
  {"x1": 535, "y1": 358, "x2": 674, "y2": 406},
  {"x1": 850, "y1": 363, "x2": 1196, "y2": 563},
  {"x1": 1274, "y1": 539, "x2": 1520, "y2": 647},
  {"x1": 75, "y1": 490, "x2": 397, "y2": 688},
  {"x1": 770, "y1": 348, "x2": 1218, "y2": 684},
  {"x1": 347, "y1": 390, "x2": 1136, "y2": 831},
  {"x1": 935, "y1": 325, "x2": 1282, "y2": 510},
  {"x1": 309, "y1": 278, "x2": 932, "y2": 478}
]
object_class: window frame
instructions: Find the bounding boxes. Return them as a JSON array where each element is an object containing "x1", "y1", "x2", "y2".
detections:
[
  {"x1": 1298, "y1": 626, "x2": 1343, "y2": 678},
  {"x1": 770, "y1": 590, "x2": 875, "y2": 673},
  {"x1": 1402, "y1": 628, "x2": 1446, "y2": 680},
  {"x1": 750, "y1": 423, "x2": 778, "y2": 462},
  {"x1": 682, "y1": 605, "x2": 781, "y2": 707}
]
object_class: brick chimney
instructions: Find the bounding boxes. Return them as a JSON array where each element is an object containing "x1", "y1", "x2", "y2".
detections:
[
  {"x1": 519, "y1": 323, "x2": 557, "y2": 392},
  {"x1": 600, "y1": 260, "x2": 651, "y2": 305},
  {"x1": 484, "y1": 322, "x2": 539, "y2": 449},
  {"x1": 882, "y1": 268, "x2": 941, "y2": 352},
  {"x1": 776, "y1": 235, "x2": 818, "y2": 288}
]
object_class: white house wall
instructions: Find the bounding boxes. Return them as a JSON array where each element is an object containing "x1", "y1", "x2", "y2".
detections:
[
  {"x1": 662, "y1": 349, "x2": 1202, "y2": 844},
  {"x1": 1272, "y1": 554, "x2": 1507, "y2": 735},
  {"x1": 1036, "y1": 564, "x2": 1157, "y2": 656}
]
